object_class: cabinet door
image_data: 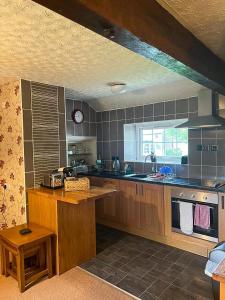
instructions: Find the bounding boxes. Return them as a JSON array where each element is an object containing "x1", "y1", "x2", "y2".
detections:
[
  {"x1": 140, "y1": 183, "x2": 164, "y2": 236},
  {"x1": 219, "y1": 193, "x2": 225, "y2": 241},
  {"x1": 119, "y1": 180, "x2": 140, "y2": 227}
]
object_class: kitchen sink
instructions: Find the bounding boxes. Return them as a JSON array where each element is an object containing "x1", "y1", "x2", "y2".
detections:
[{"x1": 130, "y1": 174, "x2": 149, "y2": 178}]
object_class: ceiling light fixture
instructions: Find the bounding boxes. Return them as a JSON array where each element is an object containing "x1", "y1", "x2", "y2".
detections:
[{"x1": 108, "y1": 82, "x2": 126, "y2": 94}]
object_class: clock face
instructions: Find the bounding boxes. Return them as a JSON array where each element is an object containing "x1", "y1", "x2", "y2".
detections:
[{"x1": 72, "y1": 109, "x2": 84, "y2": 124}]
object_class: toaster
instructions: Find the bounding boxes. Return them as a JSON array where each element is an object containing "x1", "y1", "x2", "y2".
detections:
[{"x1": 42, "y1": 171, "x2": 64, "y2": 189}]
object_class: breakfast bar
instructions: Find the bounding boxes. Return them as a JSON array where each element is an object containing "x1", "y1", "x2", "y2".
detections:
[{"x1": 27, "y1": 186, "x2": 116, "y2": 275}]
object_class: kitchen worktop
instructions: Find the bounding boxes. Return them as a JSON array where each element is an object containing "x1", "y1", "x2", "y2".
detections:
[
  {"x1": 81, "y1": 171, "x2": 225, "y2": 192},
  {"x1": 27, "y1": 186, "x2": 116, "y2": 205}
]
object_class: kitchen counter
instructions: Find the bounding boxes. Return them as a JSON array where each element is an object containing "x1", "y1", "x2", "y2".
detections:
[
  {"x1": 27, "y1": 186, "x2": 116, "y2": 205},
  {"x1": 27, "y1": 185, "x2": 115, "y2": 274},
  {"x1": 82, "y1": 171, "x2": 225, "y2": 192}
]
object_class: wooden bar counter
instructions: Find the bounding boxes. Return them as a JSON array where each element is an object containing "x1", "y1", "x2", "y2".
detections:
[{"x1": 27, "y1": 186, "x2": 115, "y2": 275}]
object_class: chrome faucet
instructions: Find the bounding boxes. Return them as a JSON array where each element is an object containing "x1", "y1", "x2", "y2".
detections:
[{"x1": 145, "y1": 152, "x2": 158, "y2": 173}]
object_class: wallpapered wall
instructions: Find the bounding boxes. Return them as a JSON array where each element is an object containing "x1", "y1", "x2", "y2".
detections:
[{"x1": 0, "y1": 81, "x2": 26, "y2": 229}]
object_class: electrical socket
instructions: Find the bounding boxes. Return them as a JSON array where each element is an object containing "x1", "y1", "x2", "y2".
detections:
[{"x1": 3, "y1": 183, "x2": 9, "y2": 190}]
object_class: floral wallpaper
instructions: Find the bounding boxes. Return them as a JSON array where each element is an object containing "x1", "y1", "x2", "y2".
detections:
[{"x1": 0, "y1": 80, "x2": 26, "y2": 229}]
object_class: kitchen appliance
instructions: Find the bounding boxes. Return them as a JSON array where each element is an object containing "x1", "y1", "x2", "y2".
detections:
[
  {"x1": 112, "y1": 156, "x2": 120, "y2": 172},
  {"x1": 176, "y1": 89, "x2": 225, "y2": 129},
  {"x1": 42, "y1": 171, "x2": 64, "y2": 189},
  {"x1": 171, "y1": 187, "x2": 218, "y2": 242}
]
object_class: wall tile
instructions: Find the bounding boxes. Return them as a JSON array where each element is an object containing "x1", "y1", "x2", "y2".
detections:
[
  {"x1": 217, "y1": 166, "x2": 225, "y2": 179},
  {"x1": 165, "y1": 114, "x2": 175, "y2": 120},
  {"x1": 176, "y1": 99, "x2": 188, "y2": 114},
  {"x1": 110, "y1": 141, "x2": 118, "y2": 157},
  {"x1": 74, "y1": 123, "x2": 82, "y2": 136},
  {"x1": 90, "y1": 107, "x2": 96, "y2": 122},
  {"x1": 117, "y1": 108, "x2": 125, "y2": 120},
  {"x1": 67, "y1": 120, "x2": 74, "y2": 136},
  {"x1": 83, "y1": 121, "x2": 89, "y2": 136},
  {"x1": 154, "y1": 102, "x2": 164, "y2": 116},
  {"x1": 144, "y1": 104, "x2": 153, "y2": 117},
  {"x1": 96, "y1": 112, "x2": 102, "y2": 122},
  {"x1": 154, "y1": 115, "x2": 164, "y2": 121},
  {"x1": 103, "y1": 122, "x2": 110, "y2": 141},
  {"x1": 82, "y1": 101, "x2": 90, "y2": 122},
  {"x1": 25, "y1": 172, "x2": 34, "y2": 189},
  {"x1": 176, "y1": 165, "x2": 189, "y2": 178},
  {"x1": 102, "y1": 111, "x2": 110, "y2": 121},
  {"x1": 97, "y1": 142, "x2": 103, "y2": 158},
  {"x1": 176, "y1": 112, "x2": 188, "y2": 119},
  {"x1": 144, "y1": 116, "x2": 154, "y2": 122},
  {"x1": 21, "y1": 79, "x2": 31, "y2": 109},
  {"x1": 165, "y1": 101, "x2": 175, "y2": 115},
  {"x1": 24, "y1": 141, "x2": 34, "y2": 172},
  {"x1": 134, "y1": 106, "x2": 143, "y2": 119},
  {"x1": 126, "y1": 107, "x2": 134, "y2": 120},
  {"x1": 202, "y1": 139, "x2": 217, "y2": 166},
  {"x1": 90, "y1": 122, "x2": 96, "y2": 136},
  {"x1": 110, "y1": 110, "x2": 117, "y2": 121},
  {"x1": 23, "y1": 109, "x2": 32, "y2": 140},
  {"x1": 189, "y1": 97, "x2": 198, "y2": 112},
  {"x1": 188, "y1": 129, "x2": 201, "y2": 139},
  {"x1": 202, "y1": 166, "x2": 217, "y2": 179},
  {"x1": 217, "y1": 139, "x2": 225, "y2": 166},
  {"x1": 66, "y1": 100, "x2": 73, "y2": 120},
  {"x1": 110, "y1": 121, "x2": 118, "y2": 141},
  {"x1": 97, "y1": 123, "x2": 103, "y2": 141},
  {"x1": 118, "y1": 141, "x2": 124, "y2": 161},
  {"x1": 202, "y1": 128, "x2": 217, "y2": 139},
  {"x1": 59, "y1": 113, "x2": 66, "y2": 140},
  {"x1": 189, "y1": 165, "x2": 201, "y2": 179},
  {"x1": 58, "y1": 87, "x2": 65, "y2": 113},
  {"x1": 74, "y1": 100, "x2": 82, "y2": 110},
  {"x1": 60, "y1": 141, "x2": 67, "y2": 167},
  {"x1": 103, "y1": 141, "x2": 110, "y2": 160},
  {"x1": 118, "y1": 120, "x2": 125, "y2": 141},
  {"x1": 188, "y1": 139, "x2": 201, "y2": 165}
]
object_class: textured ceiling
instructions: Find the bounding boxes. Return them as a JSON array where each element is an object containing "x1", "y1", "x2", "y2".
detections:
[
  {"x1": 157, "y1": 0, "x2": 225, "y2": 61},
  {"x1": 0, "y1": 0, "x2": 201, "y2": 110}
]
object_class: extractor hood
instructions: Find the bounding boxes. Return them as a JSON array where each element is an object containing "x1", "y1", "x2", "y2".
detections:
[{"x1": 176, "y1": 89, "x2": 225, "y2": 129}]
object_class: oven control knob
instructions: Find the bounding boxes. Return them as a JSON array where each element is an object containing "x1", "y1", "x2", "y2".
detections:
[
  {"x1": 179, "y1": 192, "x2": 184, "y2": 197},
  {"x1": 191, "y1": 194, "x2": 196, "y2": 199},
  {"x1": 203, "y1": 195, "x2": 208, "y2": 200}
]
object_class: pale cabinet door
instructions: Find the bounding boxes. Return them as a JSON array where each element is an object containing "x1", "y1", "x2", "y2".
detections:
[
  {"x1": 140, "y1": 183, "x2": 165, "y2": 236},
  {"x1": 119, "y1": 180, "x2": 140, "y2": 227}
]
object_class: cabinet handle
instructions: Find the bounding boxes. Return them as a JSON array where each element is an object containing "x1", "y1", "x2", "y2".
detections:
[
  {"x1": 136, "y1": 184, "x2": 138, "y2": 195},
  {"x1": 222, "y1": 195, "x2": 225, "y2": 210},
  {"x1": 142, "y1": 185, "x2": 143, "y2": 195}
]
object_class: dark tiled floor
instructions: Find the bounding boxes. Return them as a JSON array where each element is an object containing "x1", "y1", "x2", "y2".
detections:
[{"x1": 80, "y1": 224, "x2": 213, "y2": 300}]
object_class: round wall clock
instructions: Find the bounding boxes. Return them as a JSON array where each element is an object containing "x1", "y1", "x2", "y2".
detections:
[{"x1": 72, "y1": 109, "x2": 84, "y2": 124}]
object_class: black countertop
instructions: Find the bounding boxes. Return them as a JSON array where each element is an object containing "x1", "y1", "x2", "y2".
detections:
[{"x1": 81, "y1": 171, "x2": 225, "y2": 193}]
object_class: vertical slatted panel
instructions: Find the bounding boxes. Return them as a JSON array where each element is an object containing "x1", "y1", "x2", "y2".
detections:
[{"x1": 31, "y1": 82, "x2": 59, "y2": 186}]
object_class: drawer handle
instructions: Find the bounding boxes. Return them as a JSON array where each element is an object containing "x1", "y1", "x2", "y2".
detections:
[{"x1": 222, "y1": 195, "x2": 225, "y2": 210}]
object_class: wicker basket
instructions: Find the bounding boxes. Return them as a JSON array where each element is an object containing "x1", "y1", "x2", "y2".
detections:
[{"x1": 64, "y1": 177, "x2": 90, "y2": 192}]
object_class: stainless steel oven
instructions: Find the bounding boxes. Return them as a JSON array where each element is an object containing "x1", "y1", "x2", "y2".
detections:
[{"x1": 171, "y1": 187, "x2": 218, "y2": 242}]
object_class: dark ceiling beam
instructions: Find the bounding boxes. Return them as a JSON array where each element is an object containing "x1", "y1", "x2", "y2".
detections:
[{"x1": 33, "y1": 0, "x2": 225, "y2": 94}]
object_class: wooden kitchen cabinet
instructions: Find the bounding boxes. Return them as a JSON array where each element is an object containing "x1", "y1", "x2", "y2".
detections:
[
  {"x1": 119, "y1": 180, "x2": 140, "y2": 227},
  {"x1": 140, "y1": 183, "x2": 165, "y2": 236},
  {"x1": 88, "y1": 177, "x2": 120, "y2": 222}
]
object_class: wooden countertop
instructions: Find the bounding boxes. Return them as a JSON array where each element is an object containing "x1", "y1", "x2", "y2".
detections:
[{"x1": 27, "y1": 186, "x2": 116, "y2": 205}]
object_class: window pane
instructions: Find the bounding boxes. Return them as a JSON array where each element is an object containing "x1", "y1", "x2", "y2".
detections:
[
  {"x1": 176, "y1": 128, "x2": 188, "y2": 142},
  {"x1": 143, "y1": 134, "x2": 152, "y2": 142},
  {"x1": 165, "y1": 143, "x2": 182, "y2": 157},
  {"x1": 143, "y1": 143, "x2": 152, "y2": 156},
  {"x1": 153, "y1": 129, "x2": 163, "y2": 142},
  {"x1": 164, "y1": 128, "x2": 176, "y2": 142},
  {"x1": 153, "y1": 143, "x2": 163, "y2": 156},
  {"x1": 177, "y1": 143, "x2": 188, "y2": 156}
]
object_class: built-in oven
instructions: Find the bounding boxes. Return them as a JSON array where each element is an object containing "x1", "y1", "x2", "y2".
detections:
[{"x1": 171, "y1": 187, "x2": 218, "y2": 242}]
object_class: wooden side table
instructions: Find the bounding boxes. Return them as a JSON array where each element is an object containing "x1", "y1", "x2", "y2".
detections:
[
  {"x1": 0, "y1": 223, "x2": 54, "y2": 292},
  {"x1": 212, "y1": 258, "x2": 225, "y2": 300}
]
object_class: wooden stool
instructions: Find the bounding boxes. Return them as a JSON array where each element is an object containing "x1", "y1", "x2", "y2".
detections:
[{"x1": 0, "y1": 223, "x2": 53, "y2": 292}]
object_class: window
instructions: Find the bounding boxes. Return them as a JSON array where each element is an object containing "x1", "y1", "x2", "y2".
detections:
[{"x1": 124, "y1": 119, "x2": 188, "y2": 164}]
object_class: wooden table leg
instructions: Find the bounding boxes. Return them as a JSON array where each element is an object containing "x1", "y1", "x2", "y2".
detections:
[
  {"x1": 0, "y1": 244, "x2": 5, "y2": 275},
  {"x1": 220, "y1": 282, "x2": 225, "y2": 300},
  {"x1": 16, "y1": 248, "x2": 25, "y2": 293},
  {"x1": 46, "y1": 238, "x2": 52, "y2": 278},
  {"x1": 3, "y1": 247, "x2": 9, "y2": 277}
]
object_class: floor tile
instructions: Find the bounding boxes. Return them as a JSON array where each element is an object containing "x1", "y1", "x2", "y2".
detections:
[
  {"x1": 116, "y1": 275, "x2": 151, "y2": 297},
  {"x1": 146, "y1": 279, "x2": 170, "y2": 297},
  {"x1": 159, "y1": 285, "x2": 196, "y2": 300}
]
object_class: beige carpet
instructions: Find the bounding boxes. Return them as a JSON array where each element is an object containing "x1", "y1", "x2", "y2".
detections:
[{"x1": 0, "y1": 267, "x2": 136, "y2": 300}]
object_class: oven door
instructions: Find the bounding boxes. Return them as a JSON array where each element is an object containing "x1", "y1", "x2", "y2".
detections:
[{"x1": 172, "y1": 198, "x2": 218, "y2": 242}]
